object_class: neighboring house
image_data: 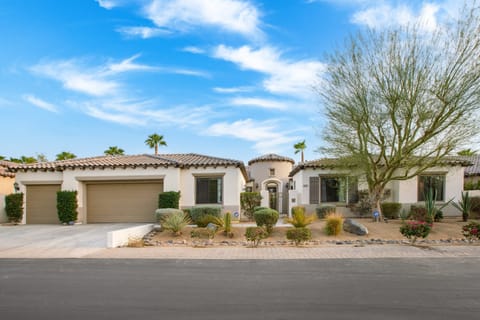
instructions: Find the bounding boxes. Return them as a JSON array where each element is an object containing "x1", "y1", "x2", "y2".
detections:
[
  {"x1": 246, "y1": 154, "x2": 294, "y2": 215},
  {"x1": 288, "y1": 157, "x2": 471, "y2": 217},
  {"x1": 0, "y1": 160, "x2": 17, "y2": 223},
  {"x1": 12, "y1": 154, "x2": 247, "y2": 224},
  {"x1": 463, "y1": 155, "x2": 480, "y2": 184}
]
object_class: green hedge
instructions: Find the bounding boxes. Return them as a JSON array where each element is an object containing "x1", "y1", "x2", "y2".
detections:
[
  {"x1": 286, "y1": 227, "x2": 312, "y2": 246},
  {"x1": 315, "y1": 205, "x2": 336, "y2": 219},
  {"x1": 158, "y1": 191, "x2": 181, "y2": 209},
  {"x1": 253, "y1": 208, "x2": 279, "y2": 234},
  {"x1": 381, "y1": 202, "x2": 402, "y2": 219},
  {"x1": 155, "y1": 208, "x2": 184, "y2": 223},
  {"x1": 5, "y1": 193, "x2": 24, "y2": 223},
  {"x1": 190, "y1": 206, "x2": 222, "y2": 224},
  {"x1": 240, "y1": 192, "x2": 262, "y2": 220},
  {"x1": 57, "y1": 191, "x2": 78, "y2": 223}
]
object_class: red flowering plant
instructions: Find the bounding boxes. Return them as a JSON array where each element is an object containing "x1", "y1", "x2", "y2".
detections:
[
  {"x1": 462, "y1": 222, "x2": 480, "y2": 243},
  {"x1": 400, "y1": 220, "x2": 432, "y2": 244}
]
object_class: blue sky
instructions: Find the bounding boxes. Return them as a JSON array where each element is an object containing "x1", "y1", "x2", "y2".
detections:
[{"x1": 0, "y1": 0, "x2": 462, "y2": 163}]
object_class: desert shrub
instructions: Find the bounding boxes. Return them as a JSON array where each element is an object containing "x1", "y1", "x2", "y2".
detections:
[
  {"x1": 253, "y1": 208, "x2": 279, "y2": 234},
  {"x1": 57, "y1": 191, "x2": 78, "y2": 223},
  {"x1": 245, "y1": 227, "x2": 268, "y2": 247},
  {"x1": 400, "y1": 221, "x2": 431, "y2": 244},
  {"x1": 5, "y1": 193, "x2": 24, "y2": 223},
  {"x1": 191, "y1": 227, "x2": 216, "y2": 239},
  {"x1": 240, "y1": 192, "x2": 262, "y2": 220},
  {"x1": 315, "y1": 205, "x2": 336, "y2": 219},
  {"x1": 196, "y1": 214, "x2": 224, "y2": 228},
  {"x1": 127, "y1": 236, "x2": 144, "y2": 248},
  {"x1": 190, "y1": 206, "x2": 221, "y2": 224},
  {"x1": 155, "y1": 208, "x2": 183, "y2": 223},
  {"x1": 452, "y1": 192, "x2": 472, "y2": 222},
  {"x1": 223, "y1": 212, "x2": 233, "y2": 237},
  {"x1": 434, "y1": 210, "x2": 443, "y2": 222},
  {"x1": 381, "y1": 202, "x2": 402, "y2": 219},
  {"x1": 286, "y1": 227, "x2": 312, "y2": 246},
  {"x1": 160, "y1": 211, "x2": 191, "y2": 236},
  {"x1": 462, "y1": 221, "x2": 480, "y2": 242},
  {"x1": 410, "y1": 205, "x2": 427, "y2": 221},
  {"x1": 324, "y1": 212, "x2": 344, "y2": 236},
  {"x1": 158, "y1": 191, "x2": 181, "y2": 209},
  {"x1": 470, "y1": 197, "x2": 480, "y2": 219},
  {"x1": 285, "y1": 206, "x2": 315, "y2": 228}
]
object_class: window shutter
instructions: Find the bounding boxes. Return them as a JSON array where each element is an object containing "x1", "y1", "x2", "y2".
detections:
[{"x1": 309, "y1": 176, "x2": 319, "y2": 204}]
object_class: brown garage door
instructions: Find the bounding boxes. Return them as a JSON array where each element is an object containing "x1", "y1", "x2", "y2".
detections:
[
  {"x1": 26, "y1": 184, "x2": 61, "y2": 224},
  {"x1": 87, "y1": 181, "x2": 163, "y2": 223}
]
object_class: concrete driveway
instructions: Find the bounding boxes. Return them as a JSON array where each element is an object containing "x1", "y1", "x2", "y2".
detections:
[{"x1": 0, "y1": 224, "x2": 142, "y2": 258}]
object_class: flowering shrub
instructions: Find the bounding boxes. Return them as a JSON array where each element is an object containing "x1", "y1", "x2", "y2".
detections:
[
  {"x1": 462, "y1": 222, "x2": 480, "y2": 242},
  {"x1": 399, "y1": 221, "x2": 431, "y2": 244}
]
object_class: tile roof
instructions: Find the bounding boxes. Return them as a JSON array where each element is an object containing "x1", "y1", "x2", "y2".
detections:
[
  {"x1": 0, "y1": 160, "x2": 18, "y2": 178},
  {"x1": 12, "y1": 153, "x2": 248, "y2": 178},
  {"x1": 248, "y1": 153, "x2": 295, "y2": 166},
  {"x1": 462, "y1": 155, "x2": 480, "y2": 176},
  {"x1": 289, "y1": 156, "x2": 473, "y2": 177}
]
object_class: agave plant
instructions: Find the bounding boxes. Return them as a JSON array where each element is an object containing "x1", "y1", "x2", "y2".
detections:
[
  {"x1": 423, "y1": 188, "x2": 451, "y2": 224},
  {"x1": 452, "y1": 192, "x2": 472, "y2": 222},
  {"x1": 160, "y1": 212, "x2": 191, "y2": 236}
]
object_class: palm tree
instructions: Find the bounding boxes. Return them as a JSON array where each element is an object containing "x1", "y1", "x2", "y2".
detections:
[
  {"x1": 294, "y1": 140, "x2": 307, "y2": 163},
  {"x1": 145, "y1": 133, "x2": 167, "y2": 155},
  {"x1": 104, "y1": 146, "x2": 125, "y2": 156},
  {"x1": 56, "y1": 151, "x2": 76, "y2": 161}
]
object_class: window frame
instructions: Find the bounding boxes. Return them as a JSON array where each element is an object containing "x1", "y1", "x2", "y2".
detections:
[
  {"x1": 316, "y1": 175, "x2": 358, "y2": 204},
  {"x1": 194, "y1": 174, "x2": 224, "y2": 205},
  {"x1": 417, "y1": 174, "x2": 446, "y2": 202}
]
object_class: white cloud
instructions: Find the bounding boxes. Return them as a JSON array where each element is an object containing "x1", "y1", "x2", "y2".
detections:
[
  {"x1": 213, "y1": 45, "x2": 325, "y2": 98},
  {"x1": 182, "y1": 46, "x2": 206, "y2": 54},
  {"x1": 143, "y1": 0, "x2": 262, "y2": 39},
  {"x1": 96, "y1": 0, "x2": 117, "y2": 10},
  {"x1": 106, "y1": 54, "x2": 157, "y2": 73},
  {"x1": 229, "y1": 97, "x2": 289, "y2": 110},
  {"x1": 23, "y1": 94, "x2": 58, "y2": 113},
  {"x1": 213, "y1": 86, "x2": 253, "y2": 93},
  {"x1": 205, "y1": 118, "x2": 302, "y2": 154},
  {"x1": 117, "y1": 26, "x2": 171, "y2": 39}
]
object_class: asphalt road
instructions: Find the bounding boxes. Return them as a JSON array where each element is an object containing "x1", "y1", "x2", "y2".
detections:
[{"x1": 1, "y1": 258, "x2": 479, "y2": 320}]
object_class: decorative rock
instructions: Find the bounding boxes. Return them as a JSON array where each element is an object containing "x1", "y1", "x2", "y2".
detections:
[
  {"x1": 206, "y1": 223, "x2": 218, "y2": 232},
  {"x1": 343, "y1": 219, "x2": 369, "y2": 236}
]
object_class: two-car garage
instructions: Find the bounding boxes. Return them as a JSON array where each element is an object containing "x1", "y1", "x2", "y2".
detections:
[{"x1": 25, "y1": 180, "x2": 163, "y2": 224}]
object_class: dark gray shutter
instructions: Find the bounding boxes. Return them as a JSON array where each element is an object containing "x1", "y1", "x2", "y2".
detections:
[{"x1": 309, "y1": 176, "x2": 319, "y2": 204}]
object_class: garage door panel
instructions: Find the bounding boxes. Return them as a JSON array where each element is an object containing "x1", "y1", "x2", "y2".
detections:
[
  {"x1": 87, "y1": 181, "x2": 163, "y2": 223},
  {"x1": 26, "y1": 185, "x2": 61, "y2": 224}
]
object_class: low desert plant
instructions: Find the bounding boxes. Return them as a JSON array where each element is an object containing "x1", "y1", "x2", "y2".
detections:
[
  {"x1": 160, "y1": 212, "x2": 191, "y2": 236},
  {"x1": 196, "y1": 214, "x2": 224, "y2": 228},
  {"x1": 324, "y1": 212, "x2": 344, "y2": 236},
  {"x1": 285, "y1": 206, "x2": 316, "y2": 228},
  {"x1": 191, "y1": 227, "x2": 216, "y2": 239},
  {"x1": 240, "y1": 192, "x2": 262, "y2": 220},
  {"x1": 155, "y1": 208, "x2": 183, "y2": 223},
  {"x1": 158, "y1": 191, "x2": 181, "y2": 209},
  {"x1": 381, "y1": 202, "x2": 402, "y2": 219},
  {"x1": 190, "y1": 206, "x2": 222, "y2": 224},
  {"x1": 452, "y1": 192, "x2": 472, "y2": 222},
  {"x1": 423, "y1": 188, "x2": 451, "y2": 224},
  {"x1": 315, "y1": 205, "x2": 336, "y2": 219},
  {"x1": 245, "y1": 226, "x2": 268, "y2": 247},
  {"x1": 5, "y1": 193, "x2": 24, "y2": 223},
  {"x1": 127, "y1": 236, "x2": 144, "y2": 248},
  {"x1": 57, "y1": 190, "x2": 78, "y2": 223},
  {"x1": 399, "y1": 220, "x2": 432, "y2": 244},
  {"x1": 223, "y1": 212, "x2": 233, "y2": 237},
  {"x1": 253, "y1": 208, "x2": 279, "y2": 234},
  {"x1": 462, "y1": 221, "x2": 480, "y2": 242},
  {"x1": 286, "y1": 227, "x2": 312, "y2": 246}
]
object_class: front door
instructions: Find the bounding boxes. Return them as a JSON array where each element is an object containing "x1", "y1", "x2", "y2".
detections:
[{"x1": 267, "y1": 183, "x2": 278, "y2": 211}]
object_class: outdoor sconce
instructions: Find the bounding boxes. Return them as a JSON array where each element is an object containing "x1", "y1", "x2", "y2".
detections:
[{"x1": 13, "y1": 182, "x2": 20, "y2": 193}]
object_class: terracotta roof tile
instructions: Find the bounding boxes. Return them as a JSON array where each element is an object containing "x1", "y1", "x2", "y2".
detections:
[
  {"x1": 462, "y1": 155, "x2": 480, "y2": 176},
  {"x1": 0, "y1": 161, "x2": 17, "y2": 178},
  {"x1": 248, "y1": 154, "x2": 295, "y2": 165}
]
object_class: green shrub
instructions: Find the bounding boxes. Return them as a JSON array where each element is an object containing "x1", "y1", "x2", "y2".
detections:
[
  {"x1": 196, "y1": 214, "x2": 224, "y2": 228},
  {"x1": 381, "y1": 202, "x2": 402, "y2": 219},
  {"x1": 253, "y1": 208, "x2": 279, "y2": 234},
  {"x1": 410, "y1": 205, "x2": 427, "y2": 221},
  {"x1": 240, "y1": 192, "x2": 262, "y2": 220},
  {"x1": 325, "y1": 212, "x2": 344, "y2": 236},
  {"x1": 462, "y1": 221, "x2": 480, "y2": 242},
  {"x1": 245, "y1": 227, "x2": 268, "y2": 247},
  {"x1": 190, "y1": 206, "x2": 222, "y2": 224},
  {"x1": 400, "y1": 221, "x2": 431, "y2": 244},
  {"x1": 5, "y1": 193, "x2": 24, "y2": 223},
  {"x1": 158, "y1": 191, "x2": 181, "y2": 209},
  {"x1": 155, "y1": 208, "x2": 183, "y2": 223},
  {"x1": 434, "y1": 210, "x2": 443, "y2": 222},
  {"x1": 254, "y1": 206, "x2": 269, "y2": 212},
  {"x1": 315, "y1": 205, "x2": 336, "y2": 219},
  {"x1": 286, "y1": 227, "x2": 312, "y2": 246},
  {"x1": 285, "y1": 206, "x2": 315, "y2": 228},
  {"x1": 57, "y1": 191, "x2": 78, "y2": 223},
  {"x1": 191, "y1": 227, "x2": 216, "y2": 239},
  {"x1": 183, "y1": 208, "x2": 192, "y2": 220},
  {"x1": 160, "y1": 211, "x2": 191, "y2": 236}
]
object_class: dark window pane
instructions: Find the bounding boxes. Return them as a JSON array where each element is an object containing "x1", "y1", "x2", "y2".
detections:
[
  {"x1": 196, "y1": 177, "x2": 222, "y2": 204},
  {"x1": 418, "y1": 175, "x2": 445, "y2": 201},
  {"x1": 309, "y1": 176, "x2": 319, "y2": 204}
]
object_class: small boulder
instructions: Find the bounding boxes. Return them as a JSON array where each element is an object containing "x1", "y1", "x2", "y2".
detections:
[
  {"x1": 343, "y1": 219, "x2": 369, "y2": 236},
  {"x1": 206, "y1": 223, "x2": 218, "y2": 232}
]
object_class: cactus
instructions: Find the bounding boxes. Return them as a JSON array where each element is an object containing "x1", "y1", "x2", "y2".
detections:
[{"x1": 223, "y1": 212, "x2": 233, "y2": 237}]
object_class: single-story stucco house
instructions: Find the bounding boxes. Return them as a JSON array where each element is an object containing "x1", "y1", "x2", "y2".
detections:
[
  {"x1": 11, "y1": 154, "x2": 247, "y2": 224},
  {"x1": 287, "y1": 157, "x2": 472, "y2": 217},
  {"x1": 0, "y1": 160, "x2": 17, "y2": 223}
]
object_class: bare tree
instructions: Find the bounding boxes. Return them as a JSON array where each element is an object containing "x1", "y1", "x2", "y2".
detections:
[{"x1": 318, "y1": 5, "x2": 480, "y2": 218}]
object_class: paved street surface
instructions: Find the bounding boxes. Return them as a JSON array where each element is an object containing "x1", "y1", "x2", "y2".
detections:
[{"x1": 0, "y1": 258, "x2": 479, "y2": 320}]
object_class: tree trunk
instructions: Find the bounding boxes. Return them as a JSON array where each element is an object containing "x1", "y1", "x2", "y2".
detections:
[
  {"x1": 369, "y1": 185, "x2": 384, "y2": 221},
  {"x1": 155, "y1": 144, "x2": 158, "y2": 155}
]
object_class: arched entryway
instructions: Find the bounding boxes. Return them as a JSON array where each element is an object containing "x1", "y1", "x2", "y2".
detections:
[
  {"x1": 260, "y1": 179, "x2": 284, "y2": 214},
  {"x1": 266, "y1": 182, "x2": 278, "y2": 211}
]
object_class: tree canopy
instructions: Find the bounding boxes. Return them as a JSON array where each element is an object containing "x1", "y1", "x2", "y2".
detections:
[
  {"x1": 145, "y1": 133, "x2": 167, "y2": 155},
  {"x1": 56, "y1": 151, "x2": 77, "y2": 161},
  {"x1": 104, "y1": 146, "x2": 125, "y2": 156},
  {"x1": 294, "y1": 140, "x2": 307, "y2": 163}
]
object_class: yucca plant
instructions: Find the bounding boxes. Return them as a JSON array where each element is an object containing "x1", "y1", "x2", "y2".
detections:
[
  {"x1": 452, "y1": 192, "x2": 472, "y2": 222},
  {"x1": 285, "y1": 206, "x2": 316, "y2": 228},
  {"x1": 160, "y1": 212, "x2": 191, "y2": 236},
  {"x1": 424, "y1": 188, "x2": 451, "y2": 224}
]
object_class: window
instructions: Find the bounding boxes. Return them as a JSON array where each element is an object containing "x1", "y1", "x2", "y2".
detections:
[
  {"x1": 318, "y1": 176, "x2": 358, "y2": 204},
  {"x1": 418, "y1": 175, "x2": 445, "y2": 201},
  {"x1": 196, "y1": 177, "x2": 223, "y2": 204},
  {"x1": 269, "y1": 168, "x2": 275, "y2": 176}
]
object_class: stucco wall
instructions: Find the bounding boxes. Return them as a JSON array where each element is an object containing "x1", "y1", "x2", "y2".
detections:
[{"x1": 0, "y1": 177, "x2": 14, "y2": 223}]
